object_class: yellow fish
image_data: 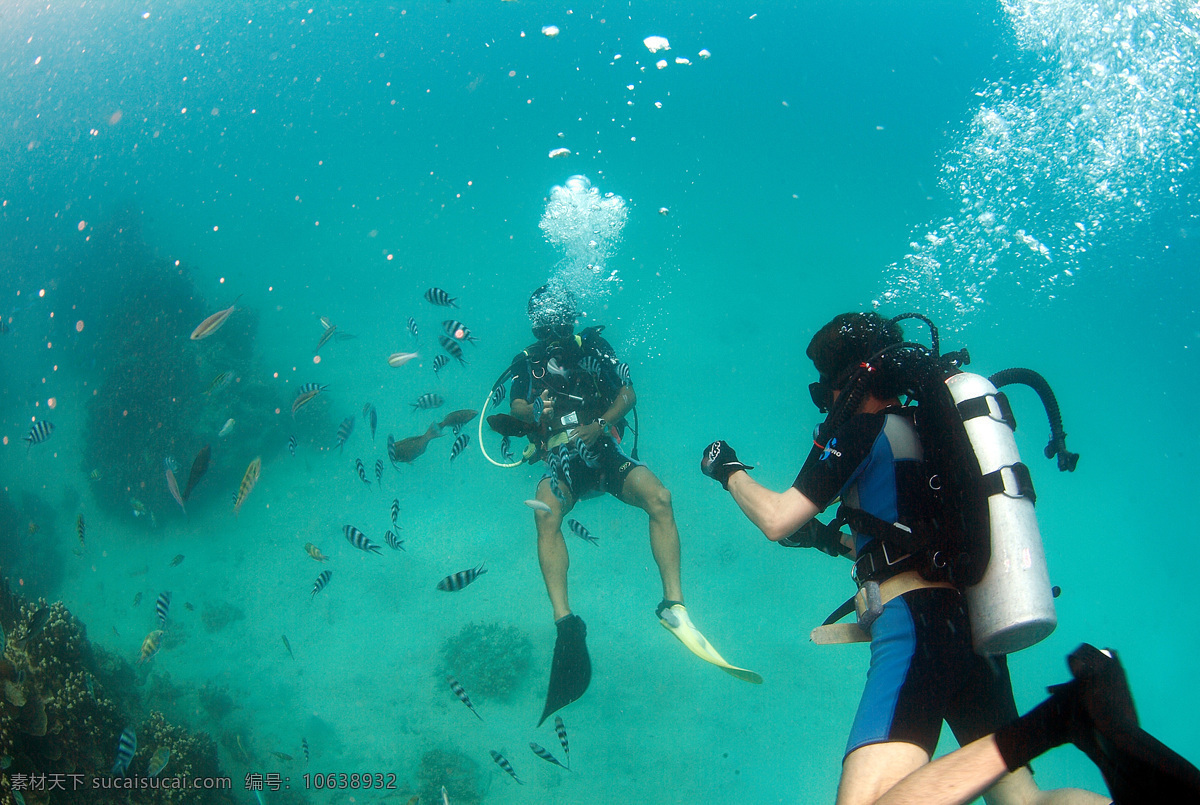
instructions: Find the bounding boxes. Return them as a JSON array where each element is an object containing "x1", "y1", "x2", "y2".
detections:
[
  {"x1": 147, "y1": 746, "x2": 171, "y2": 777},
  {"x1": 304, "y1": 543, "x2": 328, "y2": 562},
  {"x1": 190, "y1": 296, "x2": 241, "y2": 340},
  {"x1": 233, "y1": 457, "x2": 262, "y2": 516},
  {"x1": 138, "y1": 629, "x2": 164, "y2": 664}
]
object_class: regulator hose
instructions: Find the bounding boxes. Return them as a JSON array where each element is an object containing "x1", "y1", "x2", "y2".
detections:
[{"x1": 989, "y1": 367, "x2": 1080, "y2": 472}]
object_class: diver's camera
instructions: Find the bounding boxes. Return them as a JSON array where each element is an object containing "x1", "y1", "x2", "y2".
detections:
[{"x1": 559, "y1": 411, "x2": 579, "y2": 428}]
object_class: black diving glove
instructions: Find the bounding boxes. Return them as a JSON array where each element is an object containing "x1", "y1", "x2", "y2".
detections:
[
  {"x1": 779, "y1": 520, "x2": 849, "y2": 556},
  {"x1": 701, "y1": 440, "x2": 754, "y2": 490}
]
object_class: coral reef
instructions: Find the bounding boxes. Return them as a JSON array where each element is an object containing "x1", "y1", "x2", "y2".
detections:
[
  {"x1": 416, "y1": 747, "x2": 483, "y2": 805},
  {"x1": 0, "y1": 576, "x2": 228, "y2": 804},
  {"x1": 72, "y1": 219, "x2": 291, "y2": 520},
  {"x1": 438, "y1": 622, "x2": 533, "y2": 701},
  {"x1": 199, "y1": 603, "x2": 244, "y2": 634}
]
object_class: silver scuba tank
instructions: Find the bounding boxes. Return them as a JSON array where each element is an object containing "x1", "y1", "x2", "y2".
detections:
[{"x1": 945, "y1": 371, "x2": 1057, "y2": 655}]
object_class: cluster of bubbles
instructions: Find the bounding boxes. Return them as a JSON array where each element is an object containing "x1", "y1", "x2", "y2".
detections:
[
  {"x1": 878, "y1": 0, "x2": 1200, "y2": 324},
  {"x1": 538, "y1": 175, "x2": 629, "y2": 315}
]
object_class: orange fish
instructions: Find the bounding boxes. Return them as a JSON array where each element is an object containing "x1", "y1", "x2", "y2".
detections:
[
  {"x1": 304, "y1": 543, "x2": 328, "y2": 562},
  {"x1": 233, "y1": 457, "x2": 262, "y2": 516},
  {"x1": 190, "y1": 296, "x2": 242, "y2": 340},
  {"x1": 138, "y1": 629, "x2": 164, "y2": 663}
]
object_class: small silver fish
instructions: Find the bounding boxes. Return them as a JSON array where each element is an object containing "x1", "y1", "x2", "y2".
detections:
[
  {"x1": 524, "y1": 499, "x2": 552, "y2": 513},
  {"x1": 218, "y1": 418, "x2": 236, "y2": 437}
]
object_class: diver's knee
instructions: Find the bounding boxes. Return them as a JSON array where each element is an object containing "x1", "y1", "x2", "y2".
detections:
[{"x1": 644, "y1": 484, "x2": 672, "y2": 516}]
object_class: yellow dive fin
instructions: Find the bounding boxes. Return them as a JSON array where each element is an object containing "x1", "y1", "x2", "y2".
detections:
[{"x1": 658, "y1": 604, "x2": 763, "y2": 684}]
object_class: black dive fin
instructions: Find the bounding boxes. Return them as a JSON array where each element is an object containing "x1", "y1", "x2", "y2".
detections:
[
  {"x1": 1064, "y1": 644, "x2": 1200, "y2": 804},
  {"x1": 538, "y1": 614, "x2": 591, "y2": 727}
]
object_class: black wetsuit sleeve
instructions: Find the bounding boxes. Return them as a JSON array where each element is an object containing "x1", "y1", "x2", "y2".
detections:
[
  {"x1": 792, "y1": 413, "x2": 886, "y2": 510},
  {"x1": 510, "y1": 360, "x2": 534, "y2": 402}
]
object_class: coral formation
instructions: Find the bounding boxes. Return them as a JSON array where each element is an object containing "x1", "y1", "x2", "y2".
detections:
[
  {"x1": 199, "y1": 603, "x2": 244, "y2": 634},
  {"x1": 417, "y1": 747, "x2": 483, "y2": 805},
  {"x1": 72, "y1": 219, "x2": 291, "y2": 520},
  {"x1": 439, "y1": 622, "x2": 533, "y2": 701},
  {"x1": 0, "y1": 576, "x2": 227, "y2": 804}
]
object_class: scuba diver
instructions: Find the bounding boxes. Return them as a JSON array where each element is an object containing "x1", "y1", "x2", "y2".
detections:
[
  {"x1": 699, "y1": 311, "x2": 1200, "y2": 805},
  {"x1": 492, "y1": 285, "x2": 760, "y2": 727}
]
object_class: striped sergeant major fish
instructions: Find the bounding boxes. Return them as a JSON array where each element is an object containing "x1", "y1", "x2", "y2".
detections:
[
  {"x1": 411, "y1": 393, "x2": 444, "y2": 411},
  {"x1": 432, "y1": 355, "x2": 449, "y2": 376},
  {"x1": 302, "y1": 737, "x2": 310, "y2": 764},
  {"x1": 407, "y1": 316, "x2": 419, "y2": 340},
  {"x1": 436, "y1": 563, "x2": 486, "y2": 592},
  {"x1": 500, "y1": 436, "x2": 514, "y2": 462},
  {"x1": 447, "y1": 675, "x2": 482, "y2": 720},
  {"x1": 24, "y1": 420, "x2": 54, "y2": 452},
  {"x1": 311, "y1": 570, "x2": 332, "y2": 597},
  {"x1": 155, "y1": 591, "x2": 171, "y2": 627},
  {"x1": 449, "y1": 433, "x2": 470, "y2": 461},
  {"x1": 617, "y1": 361, "x2": 631, "y2": 386},
  {"x1": 438, "y1": 335, "x2": 467, "y2": 365},
  {"x1": 489, "y1": 384, "x2": 506, "y2": 407},
  {"x1": 363, "y1": 403, "x2": 377, "y2": 441},
  {"x1": 579, "y1": 356, "x2": 603, "y2": 377},
  {"x1": 343, "y1": 525, "x2": 382, "y2": 555},
  {"x1": 112, "y1": 726, "x2": 137, "y2": 776},
  {"x1": 442, "y1": 320, "x2": 478, "y2": 344},
  {"x1": 334, "y1": 416, "x2": 355, "y2": 452},
  {"x1": 567, "y1": 519, "x2": 599, "y2": 546},
  {"x1": 555, "y1": 716, "x2": 570, "y2": 767},
  {"x1": 529, "y1": 742, "x2": 568, "y2": 770},
  {"x1": 375, "y1": 459, "x2": 384, "y2": 485},
  {"x1": 384, "y1": 530, "x2": 405, "y2": 551},
  {"x1": 354, "y1": 458, "x2": 370, "y2": 485},
  {"x1": 424, "y1": 287, "x2": 458, "y2": 308},
  {"x1": 391, "y1": 498, "x2": 400, "y2": 525},
  {"x1": 489, "y1": 750, "x2": 522, "y2": 785},
  {"x1": 298, "y1": 382, "x2": 328, "y2": 394},
  {"x1": 288, "y1": 434, "x2": 297, "y2": 457},
  {"x1": 76, "y1": 514, "x2": 86, "y2": 547}
]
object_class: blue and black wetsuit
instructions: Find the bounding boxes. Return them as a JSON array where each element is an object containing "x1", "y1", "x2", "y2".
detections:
[{"x1": 793, "y1": 407, "x2": 1020, "y2": 759}]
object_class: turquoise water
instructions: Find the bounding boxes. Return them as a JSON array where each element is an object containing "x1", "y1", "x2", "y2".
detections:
[{"x1": 2, "y1": 0, "x2": 1198, "y2": 802}]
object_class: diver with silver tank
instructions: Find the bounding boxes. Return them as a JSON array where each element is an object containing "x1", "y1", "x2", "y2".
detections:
[{"x1": 700, "y1": 310, "x2": 1200, "y2": 805}]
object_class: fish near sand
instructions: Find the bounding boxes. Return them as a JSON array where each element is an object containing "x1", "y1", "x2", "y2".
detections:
[
  {"x1": 447, "y1": 675, "x2": 482, "y2": 720},
  {"x1": 311, "y1": 570, "x2": 332, "y2": 597},
  {"x1": 489, "y1": 750, "x2": 522, "y2": 785},
  {"x1": 424, "y1": 287, "x2": 458, "y2": 307},
  {"x1": 388, "y1": 351, "x2": 418, "y2": 367},
  {"x1": 343, "y1": 525, "x2": 382, "y2": 555},
  {"x1": 190, "y1": 296, "x2": 241, "y2": 340},
  {"x1": 304, "y1": 542, "x2": 328, "y2": 562},
  {"x1": 387, "y1": 424, "x2": 443, "y2": 464}
]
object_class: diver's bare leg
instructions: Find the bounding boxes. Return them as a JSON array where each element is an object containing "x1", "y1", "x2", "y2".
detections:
[
  {"x1": 535, "y1": 477, "x2": 576, "y2": 621},
  {"x1": 620, "y1": 466, "x2": 683, "y2": 604}
]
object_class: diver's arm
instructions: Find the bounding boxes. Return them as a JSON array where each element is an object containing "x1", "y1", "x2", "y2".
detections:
[
  {"x1": 512, "y1": 390, "x2": 553, "y2": 423},
  {"x1": 573, "y1": 385, "x2": 634, "y2": 446},
  {"x1": 726, "y1": 473, "x2": 822, "y2": 542}
]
